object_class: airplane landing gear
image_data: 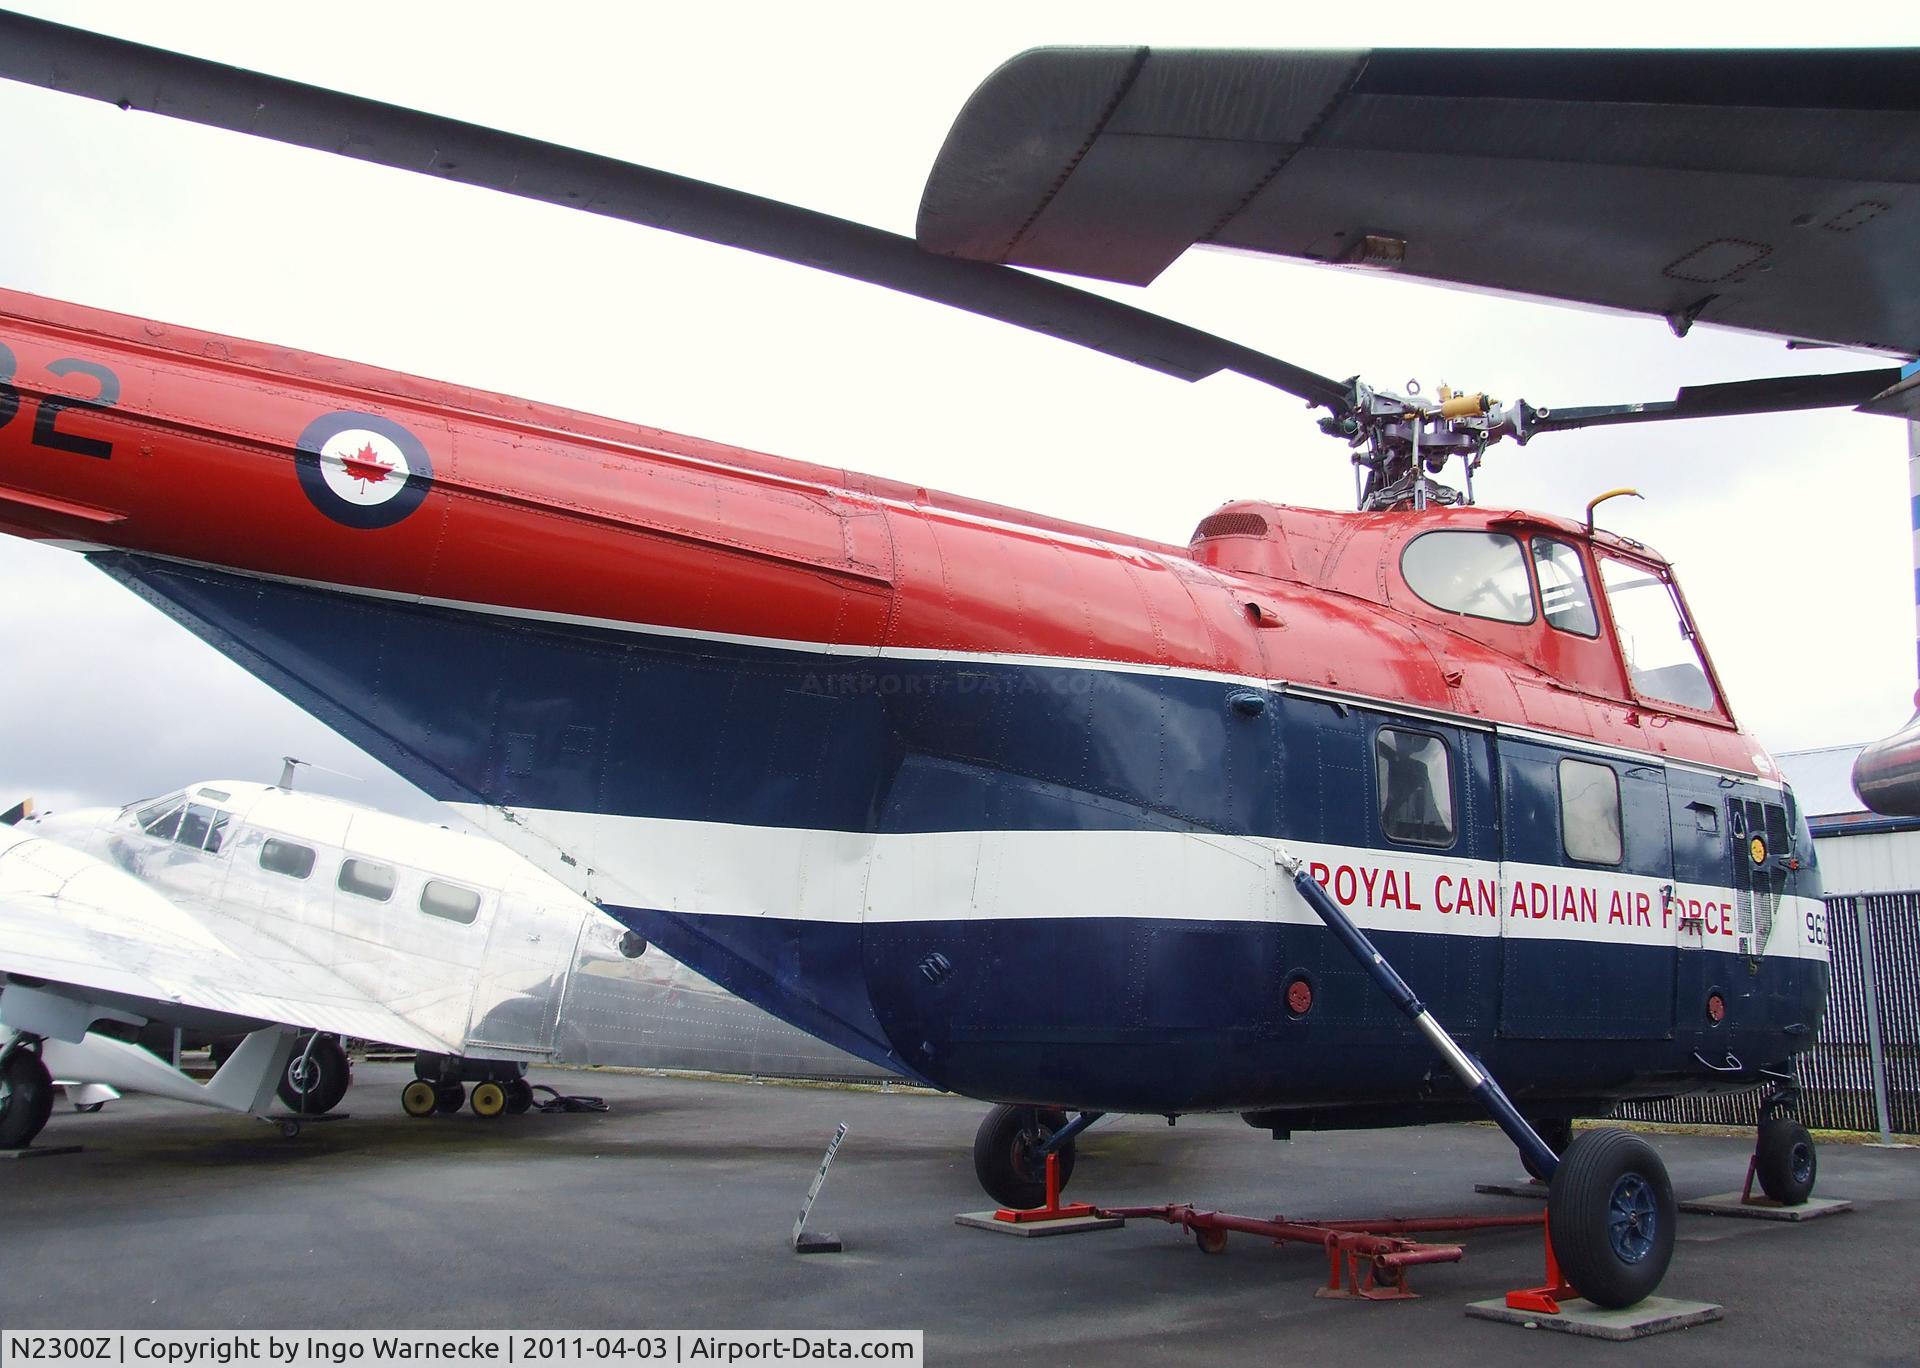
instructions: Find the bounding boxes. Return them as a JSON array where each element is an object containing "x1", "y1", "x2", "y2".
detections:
[
  {"x1": 277, "y1": 1033, "x2": 350, "y2": 1115},
  {"x1": 1545, "y1": 1129, "x2": 1676, "y2": 1310},
  {"x1": 0, "y1": 1040, "x2": 54, "y2": 1148},
  {"x1": 973, "y1": 1104, "x2": 1078, "y2": 1209}
]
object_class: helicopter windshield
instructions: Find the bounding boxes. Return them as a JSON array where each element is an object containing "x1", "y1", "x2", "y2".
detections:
[{"x1": 1597, "y1": 555, "x2": 1717, "y2": 712}]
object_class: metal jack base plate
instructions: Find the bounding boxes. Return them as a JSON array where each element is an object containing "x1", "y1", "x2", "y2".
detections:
[
  {"x1": 954, "y1": 1211, "x2": 1124, "y2": 1237},
  {"x1": 1679, "y1": 1192, "x2": 1854, "y2": 1221},
  {"x1": 0, "y1": 1145, "x2": 83, "y2": 1160},
  {"x1": 1466, "y1": 1295, "x2": 1723, "y2": 1340}
]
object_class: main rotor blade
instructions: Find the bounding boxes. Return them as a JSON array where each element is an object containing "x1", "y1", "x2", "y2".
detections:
[
  {"x1": 0, "y1": 11, "x2": 1353, "y2": 412},
  {"x1": 1528, "y1": 366, "x2": 1905, "y2": 435}
]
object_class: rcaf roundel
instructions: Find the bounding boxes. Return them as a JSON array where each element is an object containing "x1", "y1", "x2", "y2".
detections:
[{"x1": 294, "y1": 411, "x2": 434, "y2": 529}]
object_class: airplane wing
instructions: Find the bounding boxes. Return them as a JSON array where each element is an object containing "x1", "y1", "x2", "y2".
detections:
[
  {"x1": 0, "y1": 825, "x2": 455, "y2": 1053},
  {"x1": 917, "y1": 47, "x2": 1920, "y2": 359}
]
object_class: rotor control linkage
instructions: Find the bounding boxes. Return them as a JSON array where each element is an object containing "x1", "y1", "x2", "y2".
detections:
[{"x1": 1275, "y1": 850, "x2": 1559, "y2": 1180}]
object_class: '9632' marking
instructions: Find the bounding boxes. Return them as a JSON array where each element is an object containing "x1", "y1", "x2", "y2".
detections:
[{"x1": 0, "y1": 341, "x2": 121, "y2": 459}]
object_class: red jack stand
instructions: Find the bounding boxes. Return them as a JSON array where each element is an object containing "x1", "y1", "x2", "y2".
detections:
[
  {"x1": 993, "y1": 1152, "x2": 1098, "y2": 1224},
  {"x1": 1504, "y1": 1214, "x2": 1579, "y2": 1314}
]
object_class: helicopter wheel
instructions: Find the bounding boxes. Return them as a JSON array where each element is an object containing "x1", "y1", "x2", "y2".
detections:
[
  {"x1": 1754, "y1": 1118, "x2": 1817, "y2": 1206},
  {"x1": 1547, "y1": 1128, "x2": 1675, "y2": 1310},
  {"x1": 972, "y1": 1104, "x2": 1076, "y2": 1210}
]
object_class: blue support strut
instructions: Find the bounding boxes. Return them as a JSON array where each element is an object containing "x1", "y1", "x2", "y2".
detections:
[{"x1": 1277, "y1": 850, "x2": 1560, "y2": 1180}]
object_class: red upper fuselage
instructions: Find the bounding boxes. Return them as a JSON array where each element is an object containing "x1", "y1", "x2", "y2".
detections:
[{"x1": 0, "y1": 284, "x2": 1768, "y2": 780}]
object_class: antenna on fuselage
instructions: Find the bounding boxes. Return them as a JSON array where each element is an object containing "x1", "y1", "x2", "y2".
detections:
[{"x1": 276, "y1": 756, "x2": 361, "y2": 791}]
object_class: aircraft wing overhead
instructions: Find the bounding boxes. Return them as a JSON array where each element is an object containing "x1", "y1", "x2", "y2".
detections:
[
  {"x1": 917, "y1": 46, "x2": 1920, "y2": 355},
  {"x1": 0, "y1": 826, "x2": 453, "y2": 1053}
]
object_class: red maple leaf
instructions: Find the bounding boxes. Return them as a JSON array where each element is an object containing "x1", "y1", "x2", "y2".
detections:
[{"x1": 337, "y1": 441, "x2": 394, "y2": 484}]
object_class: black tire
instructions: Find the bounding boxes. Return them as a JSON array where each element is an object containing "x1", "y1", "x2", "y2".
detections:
[
  {"x1": 1754, "y1": 1118, "x2": 1816, "y2": 1206},
  {"x1": 434, "y1": 1082, "x2": 466, "y2": 1115},
  {"x1": 0, "y1": 1049, "x2": 54, "y2": 1148},
  {"x1": 505, "y1": 1078, "x2": 534, "y2": 1115},
  {"x1": 401, "y1": 1079, "x2": 439, "y2": 1117},
  {"x1": 1547, "y1": 1128, "x2": 1676, "y2": 1310},
  {"x1": 278, "y1": 1035, "x2": 351, "y2": 1115},
  {"x1": 972, "y1": 1104, "x2": 1076, "y2": 1209},
  {"x1": 1522, "y1": 1116, "x2": 1575, "y2": 1181}
]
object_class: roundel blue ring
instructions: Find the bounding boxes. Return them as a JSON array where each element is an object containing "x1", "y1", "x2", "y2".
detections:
[{"x1": 294, "y1": 411, "x2": 434, "y2": 529}]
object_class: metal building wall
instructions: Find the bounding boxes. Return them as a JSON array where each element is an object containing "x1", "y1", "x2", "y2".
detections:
[{"x1": 1615, "y1": 892, "x2": 1918, "y2": 1135}]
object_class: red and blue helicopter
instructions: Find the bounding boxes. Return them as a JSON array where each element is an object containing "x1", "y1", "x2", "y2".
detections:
[{"x1": 1, "y1": 18, "x2": 1916, "y2": 1307}]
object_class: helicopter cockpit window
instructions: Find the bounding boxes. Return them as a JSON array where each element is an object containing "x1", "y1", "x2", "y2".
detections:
[
  {"x1": 1532, "y1": 539, "x2": 1598, "y2": 637},
  {"x1": 1559, "y1": 758, "x2": 1623, "y2": 865},
  {"x1": 1400, "y1": 532, "x2": 1535, "y2": 625},
  {"x1": 1597, "y1": 556, "x2": 1717, "y2": 712},
  {"x1": 1376, "y1": 728, "x2": 1456, "y2": 847}
]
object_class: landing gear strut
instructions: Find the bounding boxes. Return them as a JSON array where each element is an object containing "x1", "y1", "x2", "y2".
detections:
[{"x1": 1276, "y1": 849, "x2": 1675, "y2": 1309}]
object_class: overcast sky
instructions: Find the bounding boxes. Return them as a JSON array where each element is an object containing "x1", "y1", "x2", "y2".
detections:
[{"x1": 1, "y1": 1, "x2": 1916, "y2": 823}]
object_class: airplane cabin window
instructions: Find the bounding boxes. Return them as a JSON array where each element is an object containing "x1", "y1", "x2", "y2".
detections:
[
  {"x1": 419, "y1": 879, "x2": 481, "y2": 925},
  {"x1": 1400, "y1": 531, "x2": 1536, "y2": 625},
  {"x1": 138, "y1": 799, "x2": 185, "y2": 841},
  {"x1": 1376, "y1": 728, "x2": 1456, "y2": 847},
  {"x1": 260, "y1": 837, "x2": 317, "y2": 879},
  {"x1": 1597, "y1": 556, "x2": 1717, "y2": 712},
  {"x1": 1559, "y1": 759, "x2": 1623, "y2": 864},
  {"x1": 339, "y1": 857, "x2": 397, "y2": 902},
  {"x1": 1531, "y1": 539, "x2": 1599, "y2": 637}
]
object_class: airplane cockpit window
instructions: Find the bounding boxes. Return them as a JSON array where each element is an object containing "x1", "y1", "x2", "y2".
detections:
[
  {"x1": 137, "y1": 796, "x2": 185, "y2": 841},
  {"x1": 1531, "y1": 539, "x2": 1598, "y2": 637},
  {"x1": 1596, "y1": 556, "x2": 1717, "y2": 712},
  {"x1": 176, "y1": 803, "x2": 215, "y2": 851},
  {"x1": 1400, "y1": 532, "x2": 1536, "y2": 625},
  {"x1": 339, "y1": 857, "x2": 396, "y2": 902},
  {"x1": 260, "y1": 837, "x2": 317, "y2": 879},
  {"x1": 419, "y1": 879, "x2": 481, "y2": 926},
  {"x1": 1376, "y1": 728, "x2": 1456, "y2": 847},
  {"x1": 1559, "y1": 758, "x2": 1623, "y2": 864}
]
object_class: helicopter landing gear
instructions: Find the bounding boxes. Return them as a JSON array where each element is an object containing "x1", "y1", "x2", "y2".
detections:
[
  {"x1": 1544, "y1": 1129, "x2": 1677, "y2": 1310},
  {"x1": 972, "y1": 1104, "x2": 1078, "y2": 1210},
  {"x1": 0, "y1": 1039, "x2": 55, "y2": 1149},
  {"x1": 1522, "y1": 1116, "x2": 1575, "y2": 1181},
  {"x1": 1753, "y1": 1117, "x2": 1817, "y2": 1206}
]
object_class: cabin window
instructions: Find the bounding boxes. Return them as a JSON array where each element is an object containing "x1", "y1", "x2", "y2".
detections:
[
  {"x1": 260, "y1": 838, "x2": 316, "y2": 880},
  {"x1": 138, "y1": 798, "x2": 184, "y2": 841},
  {"x1": 1376, "y1": 728, "x2": 1456, "y2": 847},
  {"x1": 1597, "y1": 556, "x2": 1716, "y2": 711},
  {"x1": 419, "y1": 879, "x2": 481, "y2": 926},
  {"x1": 1532, "y1": 539, "x2": 1598, "y2": 637},
  {"x1": 1400, "y1": 531, "x2": 1536, "y2": 625},
  {"x1": 1559, "y1": 759, "x2": 1623, "y2": 864},
  {"x1": 338, "y1": 857, "x2": 396, "y2": 902}
]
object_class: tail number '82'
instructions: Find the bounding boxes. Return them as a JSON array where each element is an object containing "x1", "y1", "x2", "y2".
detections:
[{"x1": 0, "y1": 341, "x2": 120, "y2": 459}]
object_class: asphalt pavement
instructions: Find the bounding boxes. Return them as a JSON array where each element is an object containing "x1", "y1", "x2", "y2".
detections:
[{"x1": 2, "y1": 1063, "x2": 1915, "y2": 1366}]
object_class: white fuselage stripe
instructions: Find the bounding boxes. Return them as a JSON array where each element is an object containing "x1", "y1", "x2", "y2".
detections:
[{"x1": 449, "y1": 806, "x2": 1829, "y2": 964}]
